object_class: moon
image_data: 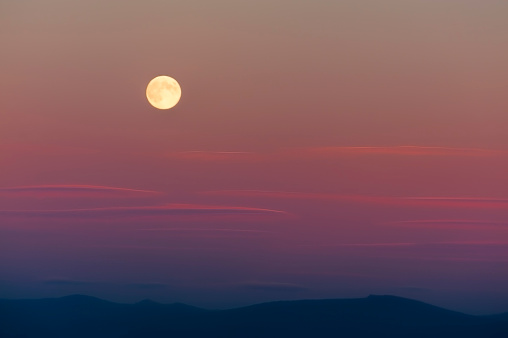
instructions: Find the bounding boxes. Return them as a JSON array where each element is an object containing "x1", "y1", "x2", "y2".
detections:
[{"x1": 146, "y1": 76, "x2": 182, "y2": 110}]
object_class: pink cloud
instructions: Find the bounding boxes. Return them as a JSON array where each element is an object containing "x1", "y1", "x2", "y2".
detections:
[
  {"x1": 202, "y1": 190, "x2": 392, "y2": 203},
  {"x1": 161, "y1": 145, "x2": 506, "y2": 163},
  {"x1": 165, "y1": 151, "x2": 261, "y2": 162},
  {"x1": 433, "y1": 241, "x2": 508, "y2": 245},
  {"x1": 0, "y1": 143, "x2": 98, "y2": 156},
  {"x1": 333, "y1": 243, "x2": 418, "y2": 247},
  {"x1": 135, "y1": 228, "x2": 272, "y2": 233},
  {"x1": 305, "y1": 241, "x2": 508, "y2": 248},
  {"x1": 0, "y1": 185, "x2": 162, "y2": 198},
  {"x1": 203, "y1": 190, "x2": 508, "y2": 209},
  {"x1": 164, "y1": 145, "x2": 508, "y2": 161},
  {"x1": 298, "y1": 242, "x2": 418, "y2": 248},
  {"x1": 401, "y1": 197, "x2": 508, "y2": 209},
  {"x1": 297, "y1": 146, "x2": 506, "y2": 157},
  {"x1": 0, "y1": 203, "x2": 288, "y2": 220},
  {"x1": 387, "y1": 220, "x2": 508, "y2": 229}
]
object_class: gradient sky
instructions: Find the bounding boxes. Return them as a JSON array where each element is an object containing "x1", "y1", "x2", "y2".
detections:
[{"x1": 1, "y1": 0, "x2": 508, "y2": 315}]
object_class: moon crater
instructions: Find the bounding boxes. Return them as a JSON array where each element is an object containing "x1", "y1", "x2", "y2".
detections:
[{"x1": 146, "y1": 76, "x2": 181, "y2": 110}]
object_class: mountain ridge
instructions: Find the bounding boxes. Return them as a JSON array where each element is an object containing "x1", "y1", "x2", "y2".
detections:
[{"x1": 1, "y1": 294, "x2": 507, "y2": 337}]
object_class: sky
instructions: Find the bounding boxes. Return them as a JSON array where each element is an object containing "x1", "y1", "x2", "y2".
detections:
[{"x1": 1, "y1": 0, "x2": 508, "y2": 315}]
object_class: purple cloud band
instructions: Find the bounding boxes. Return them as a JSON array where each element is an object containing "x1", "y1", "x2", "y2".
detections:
[
  {"x1": 0, "y1": 204, "x2": 287, "y2": 219},
  {"x1": 0, "y1": 185, "x2": 162, "y2": 197}
]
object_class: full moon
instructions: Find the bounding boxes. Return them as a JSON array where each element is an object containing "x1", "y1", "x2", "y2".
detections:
[{"x1": 146, "y1": 76, "x2": 182, "y2": 110}]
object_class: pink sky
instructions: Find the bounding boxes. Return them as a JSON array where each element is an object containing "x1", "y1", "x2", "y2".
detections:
[{"x1": 1, "y1": 0, "x2": 508, "y2": 314}]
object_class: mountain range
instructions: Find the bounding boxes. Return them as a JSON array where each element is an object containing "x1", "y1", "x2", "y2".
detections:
[{"x1": 1, "y1": 294, "x2": 507, "y2": 337}]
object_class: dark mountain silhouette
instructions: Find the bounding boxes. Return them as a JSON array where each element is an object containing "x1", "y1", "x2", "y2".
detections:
[{"x1": 1, "y1": 294, "x2": 507, "y2": 338}]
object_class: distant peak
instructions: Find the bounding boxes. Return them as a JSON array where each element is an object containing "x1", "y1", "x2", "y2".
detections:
[
  {"x1": 136, "y1": 299, "x2": 161, "y2": 306},
  {"x1": 57, "y1": 294, "x2": 110, "y2": 304},
  {"x1": 366, "y1": 295, "x2": 424, "y2": 304},
  {"x1": 61, "y1": 294, "x2": 99, "y2": 300},
  {"x1": 169, "y1": 302, "x2": 197, "y2": 309},
  {"x1": 368, "y1": 294, "x2": 403, "y2": 299}
]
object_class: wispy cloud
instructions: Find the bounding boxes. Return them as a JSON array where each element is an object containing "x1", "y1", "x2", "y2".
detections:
[
  {"x1": 202, "y1": 190, "x2": 389, "y2": 203},
  {"x1": 0, "y1": 143, "x2": 98, "y2": 156},
  {"x1": 135, "y1": 228, "x2": 272, "y2": 234},
  {"x1": 298, "y1": 146, "x2": 506, "y2": 157},
  {"x1": 203, "y1": 190, "x2": 508, "y2": 209},
  {"x1": 0, "y1": 185, "x2": 162, "y2": 198},
  {"x1": 0, "y1": 204, "x2": 287, "y2": 219},
  {"x1": 431, "y1": 241, "x2": 508, "y2": 246},
  {"x1": 401, "y1": 197, "x2": 508, "y2": 209},
  {"x1": 165, "y1": 151, "x2": 260, "y2": 161},
  {"x1": 332, "y1": 243, "x2": 418, "y2": 247},
  {"x1": 297, "y1": 242, "x2": 418, "y2": 248},
  {"x1": 305, "y1": 241, "x2": 508, "y2": 248},
  {"x1": 163, "y1": 146, "x2": 506, "y2": 162},
  {"x1": 388, "y1": 220, "x2": 508, "y2": 229}
]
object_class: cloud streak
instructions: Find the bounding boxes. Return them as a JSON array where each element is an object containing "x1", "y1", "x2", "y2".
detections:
[
  {"x1": 0, "y1": 185, "x2": 162, "y2": 198},
  {"x1": 388, "y1": 220, "x2": 508, "y2": 229},
  {"x1": 165, "y1": 151, "x2": 260, "y2": 162},
  {"x1": 162, "y1": 146, "x2": 507, "y2": 163},
  {"x1": 0, "y1": 204, "x2": 287, "y2": 219},
  {"x1": 298, "y1": 146, "x2": 507, "y2": 157},
  {"x1": 401, "y1": 197, "x2": 508, "y2": 209},
  {"x1": 327, "y1": 241, "x2": 508, "y2": 248},
  {"x1": 135, "y1": 228, "x2": 272, "y2": 233},
  {"x1": 203, "y1": 190, "x2": 508, "y2": 209},
  {"x1": 0, "y1": 143, "x2": 98, "y2": 156}
]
